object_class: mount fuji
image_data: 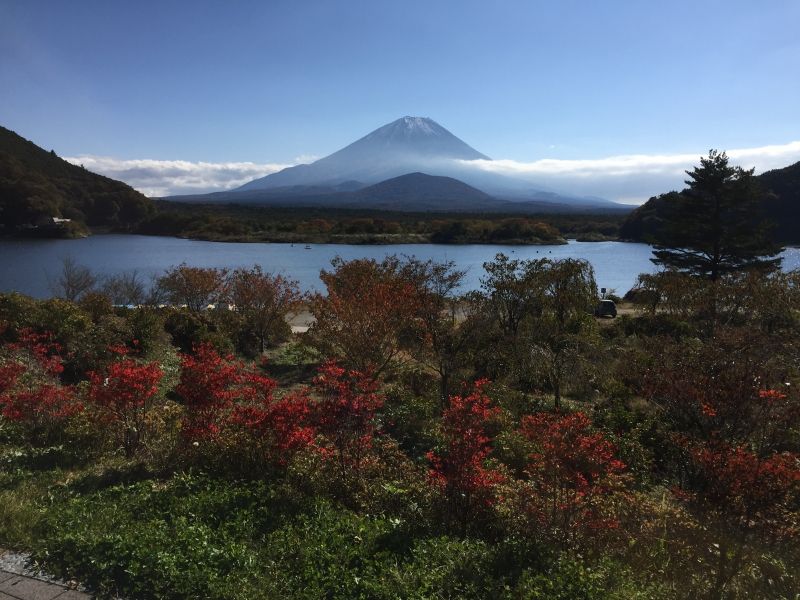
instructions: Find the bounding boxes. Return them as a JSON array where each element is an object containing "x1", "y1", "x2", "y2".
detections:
[
  {"x1": 169, "y1": 117, "x2": 621, "y2": 210},
  {"x1": 237, "y1": 116, "x2": 491, "y2": 192}
]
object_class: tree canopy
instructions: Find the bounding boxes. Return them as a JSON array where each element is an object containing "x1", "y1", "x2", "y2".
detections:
[{"x1": 650, "y1": 150, "x2": 782, "y2": 280}]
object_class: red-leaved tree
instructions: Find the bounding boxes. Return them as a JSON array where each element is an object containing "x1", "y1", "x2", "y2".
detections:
[
  {"x1": 312, "y1": 360, "x2": 383, "y2": 477},
  {"x1": 427, "y1": 380, "x2": 504, "y2": 532},
  {"x1": 176, "y1": 343, "x2": 243, "y2": 441},
  {"x1": 516, "y1": 411, "x2": 627, "y2": 547},
  {"x1": 310, "y1": 257, "x2": 422, "y2": 377},
  {"x1": 645, "y1": 332, "x2": 800, "y2": 599},
  {"x1": 87, "y1": 351, "x2": 163, "y2": 457}
]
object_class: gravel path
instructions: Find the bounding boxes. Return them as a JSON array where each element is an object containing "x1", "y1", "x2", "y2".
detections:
[{"x1": 0, "y1": 549, "x2": 89, "y2": 599}]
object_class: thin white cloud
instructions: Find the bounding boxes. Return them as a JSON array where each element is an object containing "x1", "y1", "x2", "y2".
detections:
[
  {"x1": 64, "y1": 156, "x2": 293, "y2": 197},
  {"x1": 459, "y1": 140, "x2": 800, "y2": 204}
]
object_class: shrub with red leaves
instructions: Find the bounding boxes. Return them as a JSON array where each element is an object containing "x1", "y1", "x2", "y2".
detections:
[
  {"x1": 88, "y1": 356, "x2": 163, "y2": 457},
  {"x1": 232, "y1": 370, "x2": 315, "y2": 466},
  {"x1": 673, "y1": 440, "x2": 800, "y2": 598},
  {"x1": 10, "y1": 329, "x2": 65, "y2": 376},
  {"x1": 427, "y1": 380, "x2": 504, "y2": 531},
  {"x1": 311, "y1": 360, "x2": 383, "y2": 475},
  {"x1": 683, "y1": 442, "x2": 800, "y2": 538},
  {"x1": 176, "y1": 343, "x2": 243, "y2": 441},
  {"x1": 517, "y1": 411, "x2": 626, "y2": 545},
  {"x1": 0, "y1": 361, "x2": 25, "y2": 397},
  {"x1": 0, "y1": 330, "x2": 81, "y2": 437},
  {"x1": 177, "y1": 343, "x2": 314, "y2": 467}
]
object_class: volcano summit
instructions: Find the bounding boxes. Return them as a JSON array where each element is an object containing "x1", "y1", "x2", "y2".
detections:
[
  {"x1": 237, "y1": 116, "x2": 490, "y2": 192},
  {"x1": 170, "y1": 117, "x2": 619, "y2": 210}
]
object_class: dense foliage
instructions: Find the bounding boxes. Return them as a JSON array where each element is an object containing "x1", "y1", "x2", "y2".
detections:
[
  {"x1": 1, "y1": 248, "x2": 799, "y2": 599},
  {"x1": 138, "y1": 198, "x2": 628, "y2": 244}
]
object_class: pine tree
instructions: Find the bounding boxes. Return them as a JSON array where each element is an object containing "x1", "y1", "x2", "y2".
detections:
[{"x1": 651, "y1": 150, "x2": 782, "y2": 280}]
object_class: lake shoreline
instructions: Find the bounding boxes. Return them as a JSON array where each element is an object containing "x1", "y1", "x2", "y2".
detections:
[{"x1": 4, "y1": 234, "x2": 797, "y2": 301}]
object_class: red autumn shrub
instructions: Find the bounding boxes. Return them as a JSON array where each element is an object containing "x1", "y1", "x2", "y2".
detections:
[
  {"x1": 0, "y1": 361, "x2": 25, "y2": 397},
  {"x1": 232, "y1": 370, "x2": 315, "y2": 465},
  {"x1": 1, "y1": 330, "x2": 81, "y2": 437},
  {"x1": 680, "y1": 442, "x2": 800, "y2": 539},
  {"x1": 2, "y1": 384, "x2": 80, "y2": 429},
  {"x1": 427, "y1": 380, "x2": 504, "y2": 530},
  {"x1": 644, "y1": 332, "x2": 799, "y2": 451},
  {"x1": 671, "y1": 440, "x2": 800, "y2": 597},
  {"x1": 517, "y1": 411, "x2": 626, "y2": 545},
  {"x1": 312, "y1": 360, "x2": 383, "y2": 475},
  {"x1": 176, "y1": 343, "x2": 243, "y2": 441},
  {"x1": 10, "y1": 328, "x2": 65, "y2": 376},
  {"x1": 88, "y1": 356, "x2": 163, "y2": 457},
  {"x1": 177, "y1": 343, "x2": 312, "y2": 468}
]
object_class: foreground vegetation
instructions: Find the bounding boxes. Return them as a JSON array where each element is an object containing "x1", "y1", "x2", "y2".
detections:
[{"x1": 1, "y1": 251, "x2": 799, "y2": 599}]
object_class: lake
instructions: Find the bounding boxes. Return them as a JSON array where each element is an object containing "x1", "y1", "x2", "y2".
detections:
[{"x1": 1, "y1": 235, "x2": 799, "y2": 298}]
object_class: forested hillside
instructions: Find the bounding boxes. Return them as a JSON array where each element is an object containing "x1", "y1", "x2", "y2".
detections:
[
  {"x1": 0, "y1": 126, "x2": 154, "y2": 235},
  {"x1": 620, "y1": 159, "x2": 800, "y2": 244}
]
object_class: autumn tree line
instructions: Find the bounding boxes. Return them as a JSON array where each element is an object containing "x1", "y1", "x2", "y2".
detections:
[{"x1": 140, "y1": 204, "x2": 583, "y2": 244}]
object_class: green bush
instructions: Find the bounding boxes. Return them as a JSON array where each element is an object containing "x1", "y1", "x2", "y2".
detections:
[
  {"x1": 31, "y1": 474, "x2": 276, "y2": 599},
  {"x1": 513, "y1": 556, "x2": 658, "y2": 599},
  {"x1": 253, "y1": 501, "x2": 401, "y2": 599}
]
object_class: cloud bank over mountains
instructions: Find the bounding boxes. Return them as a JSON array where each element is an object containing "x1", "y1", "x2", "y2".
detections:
[
  {"x1": 462, "y1": 141, "x2": 800, "y2": 204},
  {"x1": 64, "y1": 156, "x2": 292, "y2": 197},
  {"x1": 67, "y1": 140, "x2": 800, "y2": 202}
]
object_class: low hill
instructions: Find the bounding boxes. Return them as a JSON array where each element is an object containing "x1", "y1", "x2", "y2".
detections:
[
  {"x1": 759, "y1": 161, "x2": 800, "y2": 243},
  {"x1": 345, "y1": 172, "x2": 493, "y2": 211},
  {"x1": 166, "y1": 171, "x2": 631, "y2": 215},
  {"x1": 0, "y1": 126, "x2": 154, "y2": 234},
  {"x1": 619, "y1": 160, "x2": 800, "y2": 244}
]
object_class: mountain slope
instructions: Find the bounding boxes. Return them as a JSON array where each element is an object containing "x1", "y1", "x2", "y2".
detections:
[
  {"x1": 237, "y1": 116, "x2": 489, "y2": 191},
  {"x1": 0, "y1": 126, "x2": 154, "y2": 232},
  {"x1": 619, "y1": 160, "x2": 800, "y2": 244},
  {"x1": 215, "y1": 115, "x2": 615, "y2": 208},
  {"x1": 346, "y1": 172, "x2": 493, "y2": 210}
]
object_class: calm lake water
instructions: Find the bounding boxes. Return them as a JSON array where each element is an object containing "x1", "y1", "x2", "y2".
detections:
[{"x1": 1, "y1": 235, "x2": 799, "y2": 298}]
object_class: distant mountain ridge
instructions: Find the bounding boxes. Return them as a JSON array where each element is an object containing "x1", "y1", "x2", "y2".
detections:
[
  {"x1": 0, "y1": 126, "x2": 154, "y2": 233},
  {"x1": 619, "y1": 160, "x2": 800, "y2": 244}
]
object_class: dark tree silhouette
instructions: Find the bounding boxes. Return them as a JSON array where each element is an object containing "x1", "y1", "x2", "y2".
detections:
[{"x1": 650, "y1": 150, "x2": 782, "y2": 281}]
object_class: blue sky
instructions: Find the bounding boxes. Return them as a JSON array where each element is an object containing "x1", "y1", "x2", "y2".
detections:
[{"x1": 2, "y1": 0, "x2": 799, "y2": 201}]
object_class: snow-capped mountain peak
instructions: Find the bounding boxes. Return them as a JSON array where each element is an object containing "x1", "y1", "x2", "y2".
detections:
[{"x1": 236, "y1": 116, "x2": 490, "y2": 191}]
